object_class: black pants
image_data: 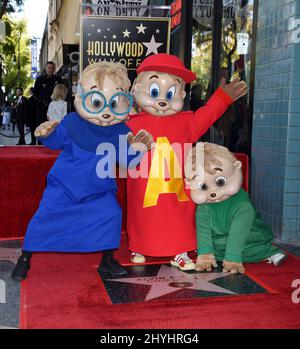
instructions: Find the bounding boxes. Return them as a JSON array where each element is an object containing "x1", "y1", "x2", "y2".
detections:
[
  {"x1": 29, "y1": 124, "x2": 37, "y2": 145},
  {"x1": 36, "y1": 102, "x2": 48, "y2": 126},
  {"x1": 12, "y1": 121, "x2": 16, "y2": 133},
  {"x1": 17, "y1": 119, "x2": 25, "y2": 144}
]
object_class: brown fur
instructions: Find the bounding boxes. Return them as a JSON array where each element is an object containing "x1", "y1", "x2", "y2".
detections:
[
  {"x1": 185, "y1": 142, "x2": 237, "y2": 181},
  {"x1": 80, "y1": 62, "x2": 131, "y2": 92}
]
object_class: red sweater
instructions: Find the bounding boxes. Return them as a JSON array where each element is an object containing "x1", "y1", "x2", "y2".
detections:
[{"x1": 126, "y1": 88, "x2": 233, "y2": 257}]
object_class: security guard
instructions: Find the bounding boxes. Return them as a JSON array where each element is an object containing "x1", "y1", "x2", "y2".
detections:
[{"x1": 34, "y1": 61, "x2": 62, "y2": 127}]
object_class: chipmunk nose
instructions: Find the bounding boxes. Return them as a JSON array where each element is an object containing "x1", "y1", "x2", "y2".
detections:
[
  {"x1": 210, "y1": 193, "x2": 217, "y2": 198},
  {"x1": 159, "y1": 102, "x2": 167, "y2": 107},
  {"x1": 102, "y1": 114, "x2": 111, "y2": 120}
]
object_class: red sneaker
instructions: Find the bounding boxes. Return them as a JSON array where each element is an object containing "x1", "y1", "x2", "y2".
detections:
[{"x1": 170, "y1": 252, "x2": 195, "y2": 271}]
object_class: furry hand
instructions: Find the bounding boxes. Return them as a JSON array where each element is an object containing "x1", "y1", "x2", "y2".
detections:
[
  {"x1": 195, "y1": 254, "x2": 218, "y2": 272},
  {"x1": 220, "y1": 77, "x2": 247, "y2": 102},
  {"x1": 127, "y1": 129, "x2": 154, "y2": 152},
  {"x1": 34, "y1": 120, "x2": 60, "y2": 138},
  {"x1": 223, "y1": 260, "x2": 245, "y2": 274}
]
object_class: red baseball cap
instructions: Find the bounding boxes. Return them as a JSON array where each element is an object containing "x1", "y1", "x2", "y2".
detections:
[{"x1": 137, "y1": 53, "x2": 197, "y2": 83}]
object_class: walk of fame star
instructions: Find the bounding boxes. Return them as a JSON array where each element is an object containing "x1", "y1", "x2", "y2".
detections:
[
  {"x1": 108, "y1": 265, "x2": 236, "y2": 301},
  {"x1": 0, "y1": 247, "x2": 21, "y2": 264},
  {"x1": 0, "y1": 241, "x2": 22, "y2": 328},
  {"x1": 100, "y1": 264, "x2": 269, "y2": 304}
]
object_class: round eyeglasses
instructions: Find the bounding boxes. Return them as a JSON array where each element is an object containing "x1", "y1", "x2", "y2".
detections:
[{"x1": 80, "y1": 90, "x2": 133, "y2": 117}]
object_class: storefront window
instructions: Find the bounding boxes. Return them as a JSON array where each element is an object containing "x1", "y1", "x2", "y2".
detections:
[
  {"x1": 219, "y1": 0, "x2": 255, "y2": 156},
  {"x1": 191, "y1": 0, "x2": 214, "y2": 107},
  {"x1": 190, "y1": 0, "x2": 255, "y2": 155}
]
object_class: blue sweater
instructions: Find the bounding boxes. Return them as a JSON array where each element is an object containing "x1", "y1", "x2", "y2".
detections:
[{"x1": 40, "y1": 112, "x2": 141, "y2": 201}]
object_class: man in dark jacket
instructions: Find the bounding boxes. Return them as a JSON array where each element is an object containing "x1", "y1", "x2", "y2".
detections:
[
  {"x1": 34, "y1": 61, "x2": 61, "y2": 126},
  {"x1": 15, "y1": 87, "x2": 28, "y2": 145}
]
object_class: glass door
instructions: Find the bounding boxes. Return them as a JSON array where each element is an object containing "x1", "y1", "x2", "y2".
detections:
[
  {"x1": 191, "y1": 0, "x2": 257, "y2": 157},
  {"x1": 191, "y1": 1, "x2": 214, "y2": 112},
  {"x1": 217, "y1": 0, "x2": 255, "y2": 157}
]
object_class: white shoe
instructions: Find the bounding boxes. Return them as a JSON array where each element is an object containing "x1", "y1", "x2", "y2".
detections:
[
  {"x1": 267, "y1": 253, "x2": 287, "y2": 266},
  {"x1": 170, "y1": 252, "x2": 195, "y2": 271},
  {"x1": 131, "y1": 253, "x2": 146, "y2": 264}
]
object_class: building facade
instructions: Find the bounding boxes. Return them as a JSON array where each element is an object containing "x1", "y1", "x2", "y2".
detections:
[
  {"x1": 252, "y1": 0, "x2": 300, "y2": 242},
  {"x1": 40, "y1": 0, "x2": 81, "y2": 71}
]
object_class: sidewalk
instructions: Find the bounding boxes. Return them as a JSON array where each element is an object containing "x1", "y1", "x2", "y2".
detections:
[{"x1": 0, "y1": 127, "x2": 32, "y2": 146}]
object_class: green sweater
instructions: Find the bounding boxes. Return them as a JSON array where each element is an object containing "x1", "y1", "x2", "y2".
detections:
[{"x1": 196, "y1": 189, "x2": 283, "y2": 263}]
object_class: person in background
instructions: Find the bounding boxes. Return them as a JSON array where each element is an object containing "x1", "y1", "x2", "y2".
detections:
[
  {"x1": 27, "y1": 87, "x2": 38, "y2": 145},
  {"x1": 190, "y1": 84, "x2": 205, "y2": 111},
  {"x1": 34, "y1": 61, "x2": 61, "y2": 127},
  {"x1": 47, "y1": 84, "x2": 68, "y2": 122},
  {"x1": 15, "y1": 87, "x2": 28, "y2": 145},
  {"x1": 10, "y1": 102, "x2": 17, "y2": 133},
  {"x1": 1, "y1": 101, "x2": 11, "y2": 131}
]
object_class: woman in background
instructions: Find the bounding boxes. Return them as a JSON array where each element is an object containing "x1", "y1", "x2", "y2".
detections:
[
  {"x1": 1, "y1": 101, "x2": 11, "y2": 130},
  {"x1": 47, "y1": 84, "x2": 68, "y2": 122}
]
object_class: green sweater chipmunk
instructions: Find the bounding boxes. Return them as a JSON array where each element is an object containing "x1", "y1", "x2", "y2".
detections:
[{"x1": 185, "y1": 142, "x2": 286, "y2": 274}]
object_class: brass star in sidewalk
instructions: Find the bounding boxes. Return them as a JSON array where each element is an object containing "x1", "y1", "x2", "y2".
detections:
[{"x1": 108, "y1": 265, "x2": 236, "y2": 301}]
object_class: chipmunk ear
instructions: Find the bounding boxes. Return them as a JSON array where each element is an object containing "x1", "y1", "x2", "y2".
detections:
[
  {"x1": 234, "y1": 160, "x2": 242, "y2": 170},
  {"x1": 132, "y1": 83, "x2": 141, "y2": 95}
]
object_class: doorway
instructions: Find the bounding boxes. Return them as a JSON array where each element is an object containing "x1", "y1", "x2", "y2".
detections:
[{"x1": 190, "y1": 0, "x2": 258, "y2": 158}]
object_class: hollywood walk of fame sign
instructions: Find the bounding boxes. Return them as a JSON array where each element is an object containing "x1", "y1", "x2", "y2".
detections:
[
  {"x1": 80, "y1": 16, "x2": 170, "y2": 74},
  {"x1": 99, "y1": 264, "x2": 270, "y2": 304}
]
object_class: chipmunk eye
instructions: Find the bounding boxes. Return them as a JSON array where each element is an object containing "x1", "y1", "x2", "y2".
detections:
[
  {"x1": 197, "y1": 182, "x2": 208, "y2": 191},
  {"x1": 216, "y1": 176, "x2": 227, "y2": 187},
  {"x1": 91, "y1": 93, "x2": 103, "y2": 109},
  {"x1": 150, "y1": 83, "x2": 160, "y2": 98},
  {"x1": 166, "y1": 86, "x2": 176, "y2": 100},
  {"x1": 110, "y1": 96, "x2": 119, "y2": 109}
]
